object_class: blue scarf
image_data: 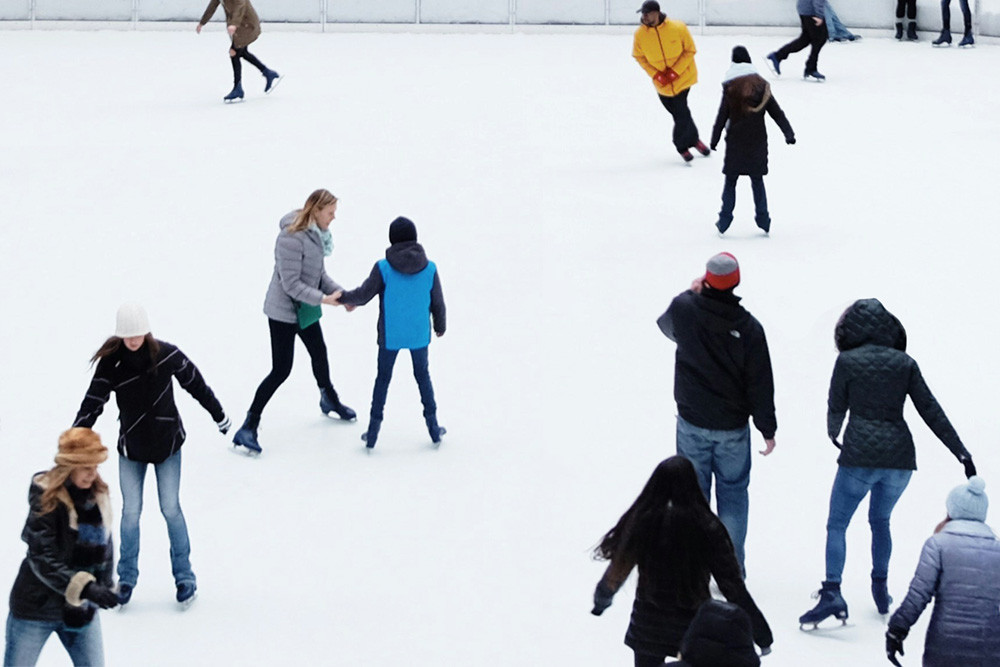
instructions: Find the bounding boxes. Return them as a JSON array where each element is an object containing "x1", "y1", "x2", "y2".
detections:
[{"x1": 309, "y1": 223, "x2": 334, "y2": 257}]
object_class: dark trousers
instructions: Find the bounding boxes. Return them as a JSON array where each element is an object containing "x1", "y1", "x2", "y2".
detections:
[
  {"x1": 896, "y1": 0, "x2": 916, "y2": 19},
  {"x1": 249, "y1": 319, "x2": 334, "y2": 415},
  {"x1": 775, "y1": 15, "x2": 829, "y2": 73},
  {"x1": 941, "y1": 0, "x2": 972, "y2": 32},
  {"x1": 717, "y1": 174, "x2": 770, "y2": 232},
  {"x1": 657, "y1": 89, "x2": 700, "y2": 154},
  {"x1": 634, "y1": 652, "x2": 667, "y2": 667},
  {"x1": 370, "y1": 345, "x2": 436, "y2": 422},
  {"x1": 230, "y1": 45, "x2": 268, "y2": 84}
]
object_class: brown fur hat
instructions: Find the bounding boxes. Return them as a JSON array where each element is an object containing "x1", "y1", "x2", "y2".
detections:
[{"x1": 54, "y1": 428, "x2": 108, "y2": 468}]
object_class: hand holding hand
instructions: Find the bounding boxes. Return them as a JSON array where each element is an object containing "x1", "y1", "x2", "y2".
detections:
[
  {"x1": 886, "y1": 628, "x2": 906, "y2": 666},
  {"x1": 322, "y1": 290, "x2": 343, "y2": 306},
  {"x1": 227, "y1": 24, "x2": 237, "y2": 35},
  {"x1": 82, "y1": 582, "x2": 119, "y2": 610},
  {"x1": 216, "y1": 415, "x2": 231, "y2": 435},
  {"x1": 653, "y1": 68, "x2": 678, "y2": 86},
  {"x1": 760, "y1": 438, "x2": 776, "y2": 456}
]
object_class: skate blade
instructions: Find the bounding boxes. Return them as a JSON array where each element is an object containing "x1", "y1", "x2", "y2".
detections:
[
  {"x1": 799, "y1": 618, "x2": 850, "y2": 632},
  {"x1": 223, "y1": 97, "x2": 245, "y2": 104},
  {"x1": 178, "y1": 593, "x2": 197, "y2": 610},
  {"x1": 232, "y1": 444, "x2": 261, "y2": 457},
  {"x1": 265, "y1": 75, "x2": 284, "y2": 94}
]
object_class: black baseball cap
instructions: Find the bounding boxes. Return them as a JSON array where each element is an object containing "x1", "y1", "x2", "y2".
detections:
[{"x1": 637, "y1": 1, "x2": 660, "y2": 13}]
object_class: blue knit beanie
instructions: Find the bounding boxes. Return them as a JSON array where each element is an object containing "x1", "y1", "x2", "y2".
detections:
[{"x1": 947, "y1": 476, "x2": 989, "y2": 522}]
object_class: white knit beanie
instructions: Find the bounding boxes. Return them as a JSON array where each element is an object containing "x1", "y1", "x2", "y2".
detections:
[
  {"x1": 115, "y1": 302, "x2": 151, "y2": 338},
  {"x1": 946, "y1": 476, "x2": 989, "y2": 522}
]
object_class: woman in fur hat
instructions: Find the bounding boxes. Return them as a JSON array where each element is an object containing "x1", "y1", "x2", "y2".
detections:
[
  {"x1": 591, "y1": 456, "x2": 773, "y2": 665},
  {"x1": 709, "y1": 46, "x2": 795, "y2": 236},
  {"x1": 73, "y1": 302, "x2": 230, "y2": 608},
  {"x1": 4, "y1": 428, "x2": 118, "y2": 667}
]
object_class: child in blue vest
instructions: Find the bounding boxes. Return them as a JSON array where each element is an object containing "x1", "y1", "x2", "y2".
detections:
[{"x1": 334, "y1": 217, "x2": 447, "y2": 449}]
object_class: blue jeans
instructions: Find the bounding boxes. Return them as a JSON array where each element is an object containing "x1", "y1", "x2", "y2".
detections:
[
  {"x1": 717, "y1": 174, "x2": 769, "y2": 232},
  {"x1": 676, "y1": 416, "x2": 751, "y2": 571},
  {"x1": 824, "y1": 466, "x2": 912, "y2": 582},
  {"x1": 4, "y1": 613, "x2": 104, "y2": 667},
  {"x1": 824, "y1": 4, "x2": 857, "y2": 40},
  {"x1": 941, "y1": 0, "x2": 972, "y2": 32},
  {"x1": 370, "y1": 346, "x2": 436, "y2": 422},
  {"x1": 118, "y1": 451, "x2": 195, "y2": 588}
]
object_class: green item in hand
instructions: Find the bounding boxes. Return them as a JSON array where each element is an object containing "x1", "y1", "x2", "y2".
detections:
[{"x1": 296, "y1": 302, "x2": 322, "y2": 329}]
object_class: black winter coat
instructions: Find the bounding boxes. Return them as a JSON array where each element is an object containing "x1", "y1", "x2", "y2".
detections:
[
  {"x1": 658, "y1": 289, "x2": 776, "y2": 438},
  {"x1": 74, "y1": 341, "x2": 225, "y2": 464},
  {"x1": 828, "y1": 299, "x2": 969, "y2": 470},
  {"x1": 599, "y1": 512, "x2": 772, "y2": 657},
  {"x1": 665, "y1": 599, "x2": 761, "y2": 667},
  {"x1": 709, "y1": 74, "x2": 794, "y2": 176},
  {"x1": 9, "y1": 474, "x2": 113, "y2": 625}
]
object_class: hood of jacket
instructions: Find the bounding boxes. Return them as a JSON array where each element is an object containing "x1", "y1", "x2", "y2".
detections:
[
  {"x1": 693, "y1": 289, "x2": 751, "y2": 335},
  {"x1": 385, "y1": 241, "x2": 429, "y2": 275},
  {"x1": 680, "y1": 599, "x2": 761, "y2": 667},
  {"x1": 835, "y1": 298, "x2": 907, "y2": 352}
]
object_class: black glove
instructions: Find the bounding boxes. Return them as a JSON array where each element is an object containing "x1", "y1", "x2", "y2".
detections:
[
  {"x1": 82, "y1": 582, "x2": 119, "y2": 610},
  {"x1": 592, "y1": 581, "x2": 614, "y2": 616},
  {"x1": 831, "y1": 438, "x2": 842, "y2": 450},
  {"x1": 710, "y1": 143, "x2": 718, "y2": 151},
  {"x1": 886, "y1": 627, "x2": 906, "y2": 666},
  {"x1": 962, "y1": 457, "x2": 977, "y2": 479},
  {"x1": 786, "y1": 136, "x2": 796, "y2": 145},
  {"x1": 217, "y1": 414, "x2": 231, "y2": 435}
]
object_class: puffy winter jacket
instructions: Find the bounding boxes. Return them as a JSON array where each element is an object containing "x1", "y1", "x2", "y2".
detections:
[
  {"x1": 8, "y1": 473, "x2": 113, "y2": 625},
  {"x1": 657, "y1": 289, "x2": 776, "y2": 438},
  {"x1": 336, "y1": 241, "x2": 446, "y2": 350},
  {"x1": 828, "y1": 299, "x2": 969, "y2": 470},
  {"x1": 263, "y1": 211, "x2": 342, "y2": 325},
  {"x1": 889, "y1": 520, "x2": 1000, "y2": 667},
  {"x1": 74, "y1": 341, "x2": 225, "y2": 463},
  {"x1": 632, "y1": 18, "x2": 698, "y2": 97},
  {"x1": 709, "y1": 72, "x2": 794, "y2": 176}
]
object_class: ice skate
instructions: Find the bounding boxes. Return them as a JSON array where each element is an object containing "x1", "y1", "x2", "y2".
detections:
[
  {"x1": 894, "y1": 22, "x2": 903, "y2": 40},
  {"x1": 680, "y1": 150, "x2": 694, "y2": 164},
  {"x1": 906, "y1": 22, "x2": 919, "y2": 41},
  {"x1": 958, "y1": 32, "x2": 975, "y2": 47},
  {"x1": 223, "y1": 82, "x2": 244, "y2": 104},
  {"x1": 804, "y1": 70, "x2": 826, "y2": 82},
  {"x1": 799, "y1": 581, "x2": 849, "y2": 630},
  {"x1": 872, "y1": 577, "x2": 893, "y2": 615},
  {"x1": 263, "y1": 69, "x2": 283, "y2": 93},
  {"x1": 695, "y1": 140, "x2": 711, "y2": 157},
  {"x1": 362, "y1": 419, "x2": 381, "y2": 451},
  {"x1": 320, "y1": 387, "x2": 356, "y2": 421},
  {"x1": 116, "y1": 583, "x2": 133, "y2": 607},
  {"x1": 932, "y1": 30, "x2": 952, "y2": 46},
  {"x1": 176, "y1": 582, "x2": 197, "y2": 610},
  {"x1": 232, "y1": 412, "x2": 262, "y2": 455},
  {"x1": 766, "y1": 52, "x2": 781, "y2": 76}
]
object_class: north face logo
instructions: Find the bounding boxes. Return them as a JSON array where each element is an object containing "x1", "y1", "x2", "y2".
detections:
[{"x1": 730, "y1": 330, "x2": 741, "y2": 338}]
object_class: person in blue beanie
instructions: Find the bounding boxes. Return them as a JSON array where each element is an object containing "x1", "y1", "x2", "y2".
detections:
[{"x1": 333, "y1": 217, "x2": 447, "y2": 450}]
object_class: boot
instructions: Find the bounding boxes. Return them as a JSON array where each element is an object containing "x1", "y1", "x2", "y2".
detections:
[
  {"x1": 932, "y1": 29, "x2": 952, "y2": 46},
  {"x1": 263, "y1": 69, "x2": 282, "y2": 93},
  {"x1": 804, "y1": 69, "x2": 826, "y2": 82},
  {"x1": 958, "y1": 30, "x2": 974, "y2": 47},
  {"x1": 895, "y1": 22, "x2": 904, "y2": 40},
  {"x1": 361, "y1": 419, "x2": 382, "y2": 450},
  {"x1": 907, "y1": 21, "x2": 919, "y2": 41},
  {"x1": 694, "y1": 140, "x2": 711, "y2": 157},
  {"x1": 799, "y1": 581, "x2": 849, "y2": 629},
  {"x1": 871, "y1": 576, "x2": 893, "y2": 614},
  {"x1": 223, "y1": 82, "x2": 244, "y2": 104},
  {"x1": 232, "y1": 412, "x2": 261, "y2": 454},
  {"x1": 320, "y1": 387, "x2": 357, "y2": 421},
  {"x1": 766, "y1": 52, "x2": 781, "y2": 76},
  {"x1": 425, "y1": 414, "x2": 446, "y2": 445}
]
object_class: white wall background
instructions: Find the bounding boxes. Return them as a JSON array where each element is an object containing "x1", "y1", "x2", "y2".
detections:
[{"x1": 0, "y1": 0, "x2": 998, "y2": 33}]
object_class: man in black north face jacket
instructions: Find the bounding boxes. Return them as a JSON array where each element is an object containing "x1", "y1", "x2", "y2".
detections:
[{"x1": 657, "y1": 252, "x2": 776, "y2": 572}]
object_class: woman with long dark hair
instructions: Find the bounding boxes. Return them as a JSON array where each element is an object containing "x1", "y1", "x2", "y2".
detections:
[
  {"x1": 231, "y1": 188, "x2": 356, "y2": 455},
  {"x1": 73, "y1": 302, "x2": 230, "y2": 608},
  {"x1": 591, "y1": 456, "x2": 772, "y2": 665}
]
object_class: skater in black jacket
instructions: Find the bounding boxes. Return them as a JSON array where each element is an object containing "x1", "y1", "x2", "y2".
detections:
[
  {"x1": 73, "y1": 302, "x2": 230, "y2": 608},
  {"x1": 710, "y1": 47, "x2": 795, "y2": 235}
]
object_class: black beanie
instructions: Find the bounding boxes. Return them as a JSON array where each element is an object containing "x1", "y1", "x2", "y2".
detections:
[
  {"x1": 389, "y1": 217, "x2": 417, "y2": 244},
  {"x1": 732, "y1": 46, "x2": 751, "y2": 64}
]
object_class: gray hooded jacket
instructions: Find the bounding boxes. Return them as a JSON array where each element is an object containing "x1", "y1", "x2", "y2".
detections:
[{"x1": 263, "y1": 211, "x2": 341, "y2": 324}]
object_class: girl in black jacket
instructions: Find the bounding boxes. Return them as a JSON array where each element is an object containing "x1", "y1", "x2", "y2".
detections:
[
  {"x1": 709, "y1": 46, "x2": 794, "y2": 235},
  {"x1": 4, "y1": 428, "x2": 118, "y2": 667},
  {"x1": 73, "y1": 303, "x2": 230, "y2": 608},
  {"x1": 591, "y1": 456, "x2": 772, "y2": 666}
]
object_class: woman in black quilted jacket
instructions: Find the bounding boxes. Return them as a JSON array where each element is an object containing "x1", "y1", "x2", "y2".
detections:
[
  {"x1": 591, "y1": 456, "x2": 772, "y2": 666},
  {"x1": 799, "y1": 298, "x2": 976, "y2": 628}
]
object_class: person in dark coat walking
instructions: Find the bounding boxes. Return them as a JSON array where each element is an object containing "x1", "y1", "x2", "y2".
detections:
[
  {"x1": 656, "y1": 252, "x2": 776, "y2": 574},
  {"x1": 4, "y1": 428, "x2": 118, "y2": 667},
  {"x1": 886, "y1": 476, "x2": 1000, "y2": 667},
  {"x1": 73, "y1": 303, "x2": 230, "y2": 607},
  {"x1": 333, "y1": 217, "x2": 446, "y2": 451},
  {"x1": 196, "y1": 0, "x2": 281, "y2": 103},
  {"x1": 591, "y1": 456, "x2": 773, "y2": 666},
  {"x1": 665, "y1": 599, "x2": 762, "y2": 667},
  {"x1": 799, "y1": 298, "x2": 977, "y2": 628},
  {"x1": 710, "y1": 46, "x2": 795, "y2": 235},
  {"x1": 767, "y1": 0, "x2": 829, "y2": 81}
]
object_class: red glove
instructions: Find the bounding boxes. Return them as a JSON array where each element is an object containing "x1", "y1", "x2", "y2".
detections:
[{"x1": 654, "y1": 68, "x2": 679, "y2": 85}]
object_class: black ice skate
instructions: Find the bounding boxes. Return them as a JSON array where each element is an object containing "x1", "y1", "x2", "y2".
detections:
[
  {"x1": 264, "y1": 69, "x2": 283, "y2": 93},
  {"x1": 799, "y1": 581, "x2": 849, "y2": 630},
  {"x1": 320, "y1": 387, "x2": 356, "y2": 421},
  {"x1": 958, "y1": 31, "x2": 975, "y2": 47},
  {"x1": 232, "y1": 412, "x2": 262, "y2": 455},
  {"x1": 803, "y1": 70, "x2": 826, "y2": 82},
  {"x1": 932, "y1": 30, "x2": 952, "y2": 46},
  {"x1": 223, "y1": 82, "x2": 244, "y2": 104}
]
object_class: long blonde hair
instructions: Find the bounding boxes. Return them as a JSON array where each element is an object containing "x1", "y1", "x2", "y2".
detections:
[
  {"x1": 287, "y1": 189, "x2": 338, "y2": 233},
  {"x1": 37, "y1": 466, "x2": 109, "y2": 516}
]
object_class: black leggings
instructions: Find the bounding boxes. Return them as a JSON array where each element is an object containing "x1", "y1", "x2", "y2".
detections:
[
  {"x1": 775, "y1": 14, "x2": 828, "y2": 73},
  {"x1": 231, "y1": 45, "x2": 268, "y2": 84},
  {"x1": 657, "y1": 88, "x2": 700, "y2": 154},
  {"x1": 896, "y1": 0, "x2": 916, "y2": 19},
  {"x1": 249, "y1": 318, "x2": 334, "y2": 415}
]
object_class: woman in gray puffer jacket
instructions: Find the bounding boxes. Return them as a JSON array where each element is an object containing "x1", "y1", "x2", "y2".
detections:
[
  {"x1": 886, "y1": 477, "x2": 1000, "y2": 667},
  {"x1": 800, "y1": 298, "x2": 976, "y2": 628},
  {"x1": 231, "y1": 189, "x2": 356, "y2": 455}
]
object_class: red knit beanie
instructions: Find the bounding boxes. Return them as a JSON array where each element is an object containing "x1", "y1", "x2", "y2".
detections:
[{"x1": 704, "y1": 252, "x2": 740, "y2": 290}]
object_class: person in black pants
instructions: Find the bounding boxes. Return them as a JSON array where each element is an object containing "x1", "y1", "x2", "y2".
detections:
[
  {"x1": 895, "y1": 0, "x2": 918, "y2": 40},
  {"x1": 767, "y1": 0, "x2": 829, "y2": 81}
]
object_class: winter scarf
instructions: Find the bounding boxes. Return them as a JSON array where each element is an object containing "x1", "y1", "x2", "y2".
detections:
[
  {"x1": 722, "y1": 63, "x2": 758, "y2": 84},
  {"x1": 309, "y1": 223, "x2": 334, "y2": 257}
]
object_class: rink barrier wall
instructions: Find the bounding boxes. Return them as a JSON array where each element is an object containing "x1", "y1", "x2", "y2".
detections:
[{"x1": 2, "y1": 0, "x2": 999, "y2": 37}]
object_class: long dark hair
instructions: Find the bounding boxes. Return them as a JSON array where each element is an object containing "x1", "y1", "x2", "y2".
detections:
[
  {"x1": 594, "y1": 456, "x2": 718, "y2": 607},
  {"x1": 90, "y1": 334, "x2": 160, "y2": 370},
  {"x1": 725, "y1": 75, "x2": 767, "y2": 119}
]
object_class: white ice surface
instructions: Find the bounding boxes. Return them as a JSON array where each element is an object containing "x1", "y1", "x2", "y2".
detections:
[{"x1": 1, "y1": 28, "x2": 999, "y2": 666}]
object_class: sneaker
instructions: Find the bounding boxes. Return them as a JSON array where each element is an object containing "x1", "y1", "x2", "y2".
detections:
[
  {"x1": 117, "y1": 583, "x2": 134, "y2": 606},
  {"x1": 176, "y1": 582, "x2": 197, "y2": 607},
  {"x1": 804, "y1": 70, "x2": 826, "y2": 82},
  {"x1": 766, "y1": 52, "x2": 781, "y2": 76},
  {"x1": 694, "y1": 140, "x2": 711, "y2": 157},
  {"x1": 680, "y1": 150, "x2": 694, "y2": 163}
]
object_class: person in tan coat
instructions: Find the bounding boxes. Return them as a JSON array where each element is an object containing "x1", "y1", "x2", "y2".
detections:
[
  {"x1": 197, "y1": 0, "x2": 281, "y2": 104},
  {"x1": 632, "y1": 0, "x2": 709, "y2": 164}
]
